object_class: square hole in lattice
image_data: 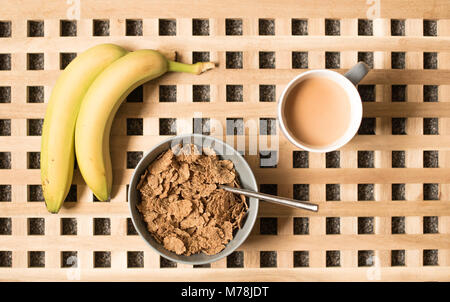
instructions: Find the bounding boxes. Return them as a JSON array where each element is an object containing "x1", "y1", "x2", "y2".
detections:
[
  {"x1": 61, "y1": 218, "x2": 77, "y2": 235},
  {"x1": 0, "y1": 21, "x2": 11, "y2": 38},
  {"x1": 392, "y1": 85, "x2": 406, "y2": 102},
  {"x1": 260, "y1": 184, "x2": 277, "y2": 195},
  {"x1": 391, "y1": 216, "x2": 406, "y2": 234},
  {"x1": 27, "y1": 53, "x2": 44, "y2": 70},
  {"x1": 28, "y1": 217, "x2": 45, "y2": 235},
  {"x1": 326, "y1": 184, "x2": 340, "y2": 201},
  {"x1": 358, "y1": 85, "x2": 375, "y2": 102},
  {"x1": 61, "y1": 251, "x2": 77, "y2": 268},
  {"x1": 94, "y1": 251, "x2": 111, "y2": 268},
  {"x1": 226, "y1": 51, "x2": 243, "y2": 69},
  {"x1": 424, "y1": 85, "x2": 438, "y2": 102},
  {"x1": 260, "y1": 217, "x2": 277, "y2": 235},
  {"x1": 260, "y1": 251, "x2": 277, "y2": 268},
  {"x1": 126, "y1": 118, "x2": 143, "y2": 136},
  {"x1": 326, "y1": 217, "x2": 340, "y2": 235},
  {"x1": 160, "y1": 256, "x2": 177, "y2": 268},
  {"x1": 0, "y1": 119, "x2": 11, "y2": 136},
  {"x1": 358, "y1": 217, "x2": 374, "y2": 234},
  {"x1": 325, "y1": 52, "x2": 340, "y2": 69},
  {"x1": 60, "y1": 53, "x2": 77, "y2": 70},
  {"x1": 293, "y1": 251, "x2": 309, "y2": 267},
  {"x1": 0, "y1": 152, "x2": 11, "y2": 169},
  {"x1": 326, "y1": 251, "x2": 340, "y2": 267},
  {"x1": 423, "y1": 20, "x2": 437, "y2": 36},
  {"x1": 424, "y1": 150, "x2": 439, "y2": 168},
  {"x1": 28, "y1": 119, "x2": 43, "y2": 136},
  {"x1": 225, "y1": 19, "x2": 242, "y2": 35},
  {"x1": 0, "y1": 251, "x2": 12, "y2": 267},
  {"x1": 391, "y1": 52, "x2": 405, "y2": 69},
  {"x1": 259, "y1": 51, "x2": 275, "y2": 69},
  {"x1": 358, "y1": 118, "x2": 376, "y2": 135},
  {"x1": 259, "y1": 150, "x2": 277, "y2": 168},
  {"x1": 0, "y1": 217, "x2": 11, "y2": 235},
  {"x1": 259, "y1": 19, "x2": 275, "y2": 35},
  {"x1": 325, "y1": 19, "x2": 340, "y2": 35},
  {"x1": 93, "y1": 19, "x2": 110, "y2": 36},
  {"x1": 226, "y1": 85, "x2": 243, "y2": 102},
  {"x1": 159, "y1": 118, "x2": 177, "y2": 135},
  {"x1": 392, "y1": 118, "x2": 407, "y2": 135},
  {"x1": 159, "y1": 19, "x2": 176, "y2": 36},
  {"x1": 358, "y1": 19, "x2": 373, "y2": 36},
  {"x1": 127, "y1": 151, "x2": 143, "y2": 169},
  {"x1": 424, "y1": 118, "x2": 439, "y2": 135},
  {"x1": 293, "y1": 151, "x2": 309, "y2": 168},
  {"x1": 358, "y1": 52, "x2": 374, "y2": 69},
  {"x1": 292, "y1": 51, "x2": 308, "y2": 69},
  {"x1": 28, "y1": 20, "x2": 44, "y2": 37},
  {"x1": 159, "y1": 85, "x2": 176, "y2": 103},
  {"x1": 28, "y1": 185, "x2": 44, "y2": 202},
  {"x1": 27, "y1": 86, "x2": 44, "y2": 103},
  {"x1": 226, "y1": 118, "x2": 244, "y2": 135},
  {"x1": 127, "y1": 218, "x2": 138, "y2": 235},
  {"x1": 259, "y1": 85, "x2": 275, "y2": 102},
  {"x1": 424, "y1": 183, "x2": 439, "y2": 200},
  {"x1": 424, "y1": 52, "x2": 438, "y2": 69},
  {"x1": 27, "y1": 152, "x2": 40, "y2": 169},
  {"x1": 192, "y1": 118, "x2": 210, "y2": 135},
  {"x1": 293, "y1": 217, "x2": 309, "y2": 235},
  {"x1": 126, "y1": 85, "x2": 143, "y2": 103},
  {"x1": 28, "y1": 251, "x2": 45, "y2": 268},
  {"x1": 0, "y1": 185, "x2": 11, "y2": 202},
  {"x1": 227, "y1": 251, "x2": 244, "y2": 268},
  {"x1": 392, "y1": 184, "x2": 406, "y2": 201},
  {"x1": 423, "y1": 250, "x2": 438, "y2": 266},
  {"x1": 293, "y1": 184, "x2": 310, "y2": 201},
  {"x1": 358, "y1": 151, "x2": 374, "y2": 168},
  {"x1": 94, "y1": 218, "x2": 111, "y2": 235},
  {"x1": 0, "y1": 54, "x2": 11, "y2": 70},
  {"x1": 392, "y1": 151, "x2": 406, "y2": 168},
  {"x1": 391, "y1": 19, "x2": 405, "y2": 36},
  {"x1": 0, "y1": 86, "x2": 11, "y2": 103},
  {"x1": 423, "y1": 216, "x2": 438, "y2": 234},
  {"x1": 64, "y1": 185, "x2": 77, "y2": 202},
  {"x1": 192, "y1": 51, "x2": 210, "y2": 64},
  {"x1": 292, "y1": 19, "x2": 308, "y2": 35},
  {"x1": 127, "y1": 251, "x2": 144, "y2": 268},
  {"x1": 60, "y1": 20, "x2": 77, "y2": 36},
  {"x1": 326, "y1": 151, "x2": 340, "y2": 168},
  {"x1": 259, "y1": 118, "x2": 276, "y2": 135},
  {"x1": 192, "y1": 19, "x2": 209, "y2": 36},
  {"x1": 358, "y1": 184, "x2": 374, "y2": 201},
  {"x1": 192, "y1": 85, "x2": 210, "y2": 102},
  {"x1": 126, "y1": 19, "x2": 143, "y2": 36},
  {"x1": 391, "y1": 250, "x2": 405, "y2": 266},
  {"x1": 358, "y1": 250, "x2": 374, "y2": 266}
]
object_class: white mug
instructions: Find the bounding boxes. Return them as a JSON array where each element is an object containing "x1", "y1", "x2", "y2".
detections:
[{"x1": 278, "y1": 62, "x2": 369, "y2": 153}]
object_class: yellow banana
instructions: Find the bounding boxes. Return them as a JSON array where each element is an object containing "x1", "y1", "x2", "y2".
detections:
[
  {"x1": 75, "y1": 50, "x2": 214, "y2": 201},
  {"x1": 41, "y1": 44, "x2": 128, "y2": 213}
]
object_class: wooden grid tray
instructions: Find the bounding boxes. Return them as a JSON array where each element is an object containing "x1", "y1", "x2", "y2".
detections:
[{"x1": 1, "y1": 0, "x2": 450, "y2": 281}]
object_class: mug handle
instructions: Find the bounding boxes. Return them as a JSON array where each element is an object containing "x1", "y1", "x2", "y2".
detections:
[{"x1": 344, "y1": 62, "x2": 370, "y2": 85}]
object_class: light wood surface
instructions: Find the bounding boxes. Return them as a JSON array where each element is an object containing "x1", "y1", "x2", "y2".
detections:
[{"x1": 0, "y1": 0, "x2": 449, "y2": 281}]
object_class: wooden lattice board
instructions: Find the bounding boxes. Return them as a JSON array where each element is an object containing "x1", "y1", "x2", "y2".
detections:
[{"x1": 0, "y1": 0, "x2": 449, "y2": 281}]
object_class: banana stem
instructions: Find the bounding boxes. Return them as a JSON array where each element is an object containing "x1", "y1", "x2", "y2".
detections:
[{"x1": 168, "y1": 60, "x2": 215, "y2": 75}]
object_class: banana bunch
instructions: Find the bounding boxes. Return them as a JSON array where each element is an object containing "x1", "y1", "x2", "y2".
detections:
[{"x1": 41, "y1": 44, "x2": 214, "y2": 213}]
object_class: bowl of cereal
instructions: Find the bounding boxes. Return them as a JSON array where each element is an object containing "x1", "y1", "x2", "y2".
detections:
[{"x1": 128, "y1": 134, "x2": 259, "y2": 265}]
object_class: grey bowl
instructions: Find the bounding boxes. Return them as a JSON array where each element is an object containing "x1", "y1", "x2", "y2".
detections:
[{"x1": 128, "y1": 134, "x2": 259, "y2": 265}]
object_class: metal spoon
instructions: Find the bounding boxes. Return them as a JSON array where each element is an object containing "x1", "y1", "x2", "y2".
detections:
[{"x1": 219, "y1": 185, "x2": 318, "y2": 212}]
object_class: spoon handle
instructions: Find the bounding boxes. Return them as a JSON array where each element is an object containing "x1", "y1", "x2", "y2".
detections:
[{"x1": 220, "y1": 185, "x2": 318, "y2": 212}]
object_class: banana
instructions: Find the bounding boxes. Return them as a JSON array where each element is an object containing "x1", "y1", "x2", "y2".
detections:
[
  {"x1": 75, "y1": 50, "x2": 214, "y2": 201},
  {"x1": 41, "y1": 44, "x2": 128, "y2": 213}
]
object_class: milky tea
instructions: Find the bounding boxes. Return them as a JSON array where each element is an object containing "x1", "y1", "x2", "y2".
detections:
[{"x1": 283, "y1": 77, "x2": 352, "y2": 148}]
